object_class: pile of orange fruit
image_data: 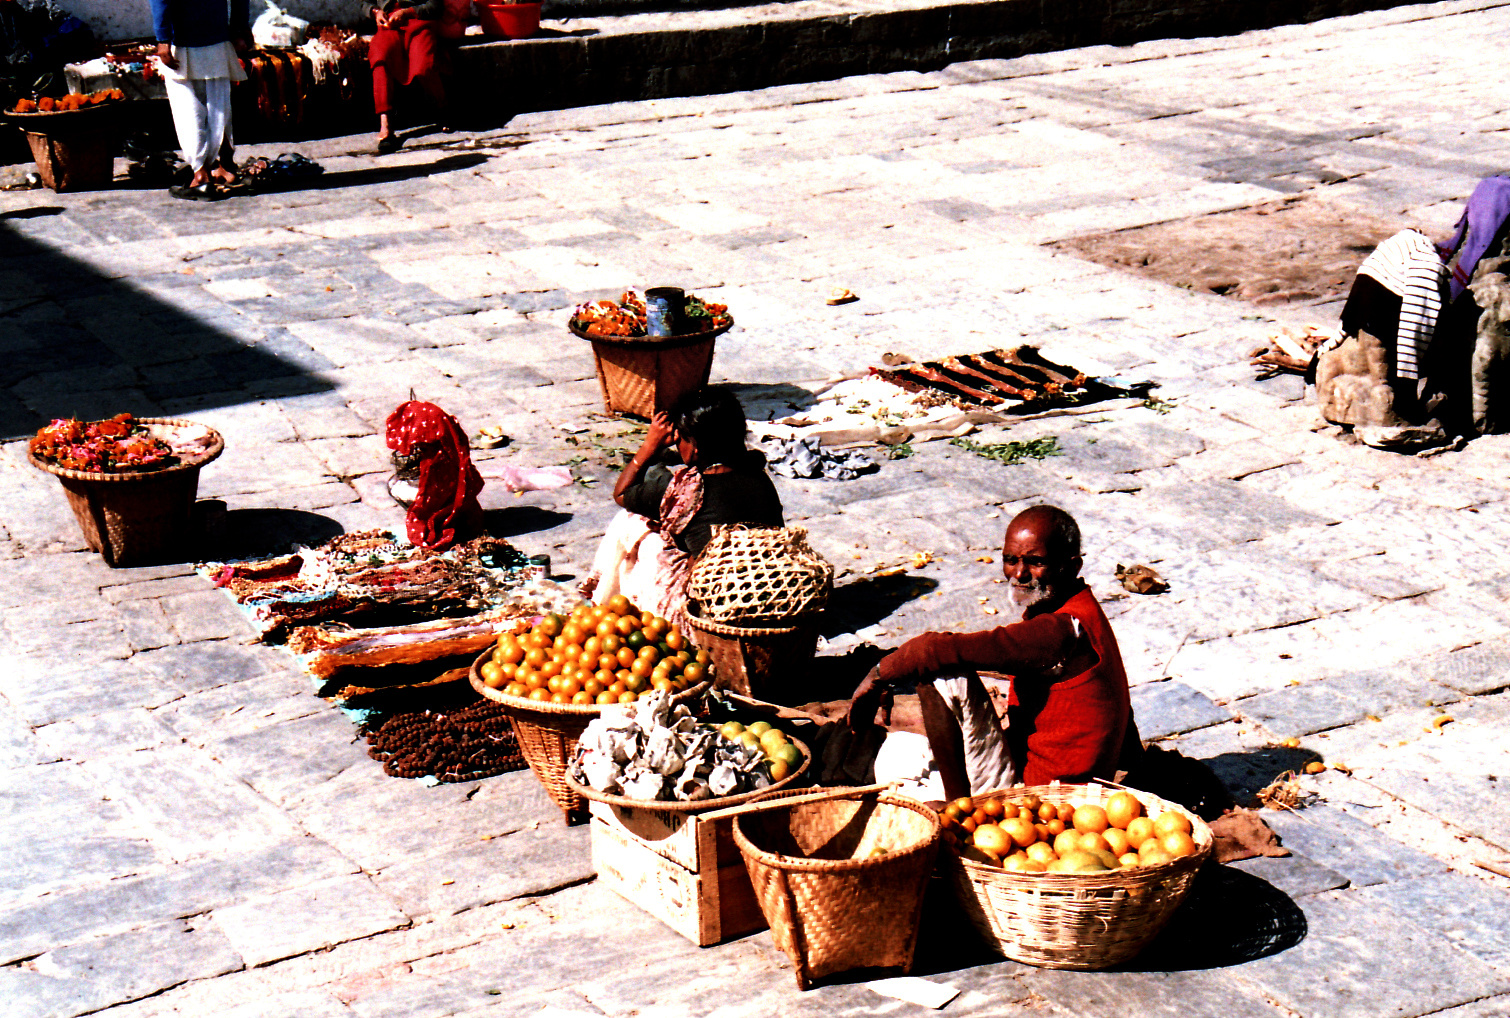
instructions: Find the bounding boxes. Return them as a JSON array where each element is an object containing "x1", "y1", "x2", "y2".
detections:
[
  {"x1": 479, "y1": 594, "x2": 714, "y2": 705},
  {"x1": 942, "y1": 791, "x2": 1199, "y2": 873}
]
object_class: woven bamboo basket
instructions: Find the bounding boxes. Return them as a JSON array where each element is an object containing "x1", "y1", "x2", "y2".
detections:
[
  {"x1": 27, "y1": 418, "x2": 224, "y2": 567},
  {"x1": 686, "y1": 526, "x2": 833, "y2": 624},
  {"x1": 943, "y1": 782, "x2": 1212, "y2": 970},
  {"x1": 7, "y1": 103, "x2": 124, "y2": 192},
  {"x1": 469, "y1": 650, "x2": 711, "y2": 818},
  {"x1": 563, "y1": 734, "x2": 811, "y2": 812},
  {"x1": 733, "y1": 789, "x2": 940, "y2": 989},
  {"x1": 683, "y1": 609, "x2": 820, "y2": 703},
  {"x1": 570, "y1": 319, "x2": 732, "y2": 418}
]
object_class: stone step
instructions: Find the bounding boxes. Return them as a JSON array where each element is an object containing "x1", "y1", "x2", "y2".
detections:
[{"x1": 456, "y1": 0, "x2": 1407, "y2": 115}]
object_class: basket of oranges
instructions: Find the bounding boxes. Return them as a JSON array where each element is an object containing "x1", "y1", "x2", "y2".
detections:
[
  {"x1": 938, "y1": 782, "x2": 1212, "y2": 970},
  {"x1": 468, "y1": 594, "x2": 714, "y2": 817}
]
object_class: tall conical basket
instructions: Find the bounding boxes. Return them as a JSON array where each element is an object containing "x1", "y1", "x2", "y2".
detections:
[{"x1": 733, "y1": 789, "x2": 940, "y2": 989}]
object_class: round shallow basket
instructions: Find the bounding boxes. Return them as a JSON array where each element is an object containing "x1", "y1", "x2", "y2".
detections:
[
  {"x1": 569, "y1": 318, "x2": 733, "y2": 419},
  {"x1": 469, "y1": 649, "x2": 711, "y2": 818},
  {"x1": 943, "y1": 782, "x2": 1212, "y2": 970},
  {"x1": 684, "y1": 608, "x2": 820, "y2": 703},
  {"x1": 563, "y1": 734, "x2": 811, "y2": 813},
  {"x1": 733, "y1": 789, "x2": 940, "y2": 989},
  {"x1": 28, "y1": 418, "x2": 224, "y2": 567}
]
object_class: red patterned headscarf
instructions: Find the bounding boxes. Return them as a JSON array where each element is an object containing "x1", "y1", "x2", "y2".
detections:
[{"x1": 385, "y1": 401, "x2": 484, "y2": 551}]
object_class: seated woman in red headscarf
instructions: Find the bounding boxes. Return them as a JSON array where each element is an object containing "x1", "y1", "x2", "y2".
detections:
[
  {"x1": 585, "y1": 387, "x2": 785, "y2": 625},
  {"x1": 369, "y1": 0, "x2": 449, "y2": 154}
]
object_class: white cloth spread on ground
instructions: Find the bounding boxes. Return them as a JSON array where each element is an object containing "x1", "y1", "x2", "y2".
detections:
[
  {"x1": 161, "y1": 42, "x2": 245, "y2": 173},
  {"x1": 872, "y1": 672, "x2": 1018, "y2": 798},
  {"x1": 1356, "y1": 229, "x2": 1448, "y2": 381}
]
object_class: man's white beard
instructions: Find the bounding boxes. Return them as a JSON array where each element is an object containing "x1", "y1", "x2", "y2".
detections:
[{"x1": 1008, "y1": 577, "x2": 1060, "y2": 613}]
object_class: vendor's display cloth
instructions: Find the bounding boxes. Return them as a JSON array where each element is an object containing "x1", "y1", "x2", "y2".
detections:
[
  {"x1": 745, "y1": 347, "x2": 1155, "y2": 452},
  {"x1": 386, "y1": 400, "x2": 484, "y2": 551},
  {"x1": 202, "y1": 527, "x2": 578, "y2": 729},
  {"x1": 202, "y1": 529, "x2": 578, "y2": 781},
  {"x1": 201, "y1": 528, "x2": 574, "y2": 643}
]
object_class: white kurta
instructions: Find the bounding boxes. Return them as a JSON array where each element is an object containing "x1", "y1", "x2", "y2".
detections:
[{"x1": 159, "y1": 42, "x2": 245, "y2": 172}]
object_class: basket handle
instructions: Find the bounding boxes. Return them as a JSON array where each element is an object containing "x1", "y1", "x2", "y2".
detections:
[{"x1": 699, "y1": 780, "x2": 898, "y2": 822}]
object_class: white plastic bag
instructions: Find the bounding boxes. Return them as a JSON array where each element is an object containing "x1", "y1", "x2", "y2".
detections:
[{"x1": 252, "y1": 3, "x2": 309, "y2": 48}]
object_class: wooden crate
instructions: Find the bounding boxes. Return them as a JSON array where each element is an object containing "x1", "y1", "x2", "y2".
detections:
[{"x1": 588, "y1": 800, "x2": 767, "y2": 947}]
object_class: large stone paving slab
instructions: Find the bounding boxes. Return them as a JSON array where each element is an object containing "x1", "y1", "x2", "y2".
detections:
[
  {"x1": 1231, "y1": 891, "x2": 1510, "y2": 1018},
  {"x1": 212, "y1": 873, "x2": 410, "y2": 969}
]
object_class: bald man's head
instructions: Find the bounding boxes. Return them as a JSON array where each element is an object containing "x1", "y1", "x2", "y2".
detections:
[
  {"x1": 1002, "y1": 505, "x2": 1082, "y2": 613},
  {"x1": 1007, "y1": 505, "x2": 1081, "y2": 559}
]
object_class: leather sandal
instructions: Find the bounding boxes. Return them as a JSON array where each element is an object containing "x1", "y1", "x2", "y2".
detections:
[
  {"x1": 376, "y1": 134, "x2": 401, "y2": 155},
  {"x1": 169, "y1": 181, "x2": 221, "y2": 202}
]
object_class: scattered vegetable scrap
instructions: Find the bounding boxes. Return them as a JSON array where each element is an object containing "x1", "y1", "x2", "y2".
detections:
[{"x1": 1116, "y1": 563, "x2": 1169, "y2": 595}]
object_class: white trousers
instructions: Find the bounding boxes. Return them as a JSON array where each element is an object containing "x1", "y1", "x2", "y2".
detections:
[
  {"x1": 164, "y1": 76, "x2": 232, "y2": 172},
  {"x1": 873, "y1": 672, "x2": 1018, "y2": 799}
]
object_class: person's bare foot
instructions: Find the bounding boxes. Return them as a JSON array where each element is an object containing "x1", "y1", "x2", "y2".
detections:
[{"x1": 211, "y1": 165, "x2": 236, "y2": 186}]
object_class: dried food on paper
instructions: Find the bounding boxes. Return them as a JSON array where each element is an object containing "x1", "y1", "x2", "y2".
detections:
[
  {"x1": 750, "y1": 346, "x2": 1156, "y2": 451},
  {"x1": 571, "y1": 691, "x2": 773, "y2": 803}
]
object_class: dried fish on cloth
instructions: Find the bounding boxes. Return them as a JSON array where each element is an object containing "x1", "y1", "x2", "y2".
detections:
[{"x1": 571, "y1": 691, "x2": 773, "y2": 803}]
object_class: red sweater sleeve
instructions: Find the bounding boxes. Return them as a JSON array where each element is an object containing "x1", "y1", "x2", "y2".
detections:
[{"x1": 877, "y1": 613, "x2": 1078, "y2": 684}]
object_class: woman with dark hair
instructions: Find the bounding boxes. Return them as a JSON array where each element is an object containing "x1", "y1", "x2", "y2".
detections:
[{"x1": 585, "y1": 386, "x2": 784, "y2": 621}]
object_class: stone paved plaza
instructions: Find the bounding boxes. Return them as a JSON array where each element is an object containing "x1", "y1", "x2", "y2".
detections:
[{"x1": 4, "y1": 1, "x2": 1510, "y2": 1015}]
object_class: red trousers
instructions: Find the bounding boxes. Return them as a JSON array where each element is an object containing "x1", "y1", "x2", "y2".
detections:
[{"x1": 370, "y1": 19, "x2": 445, "y2": 116}]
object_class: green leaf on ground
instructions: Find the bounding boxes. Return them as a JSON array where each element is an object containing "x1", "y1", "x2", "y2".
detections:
[{"x1": 949, "y1": 436, "x2": 1061, "y2": 465}]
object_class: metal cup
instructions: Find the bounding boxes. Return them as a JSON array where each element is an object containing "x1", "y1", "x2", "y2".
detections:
[{"x1": 644, "y1": 286, "x2": 685, "y2": 337}]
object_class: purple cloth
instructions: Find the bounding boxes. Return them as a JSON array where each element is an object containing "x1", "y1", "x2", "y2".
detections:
[{"x1": 1438, "y1": 176, "x2": 1510, "y2": 303}]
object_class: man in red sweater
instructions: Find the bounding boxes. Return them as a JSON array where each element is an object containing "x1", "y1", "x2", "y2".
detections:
[{"x1": 848, "y1": 505, "x2": 1140, "y2": 798}]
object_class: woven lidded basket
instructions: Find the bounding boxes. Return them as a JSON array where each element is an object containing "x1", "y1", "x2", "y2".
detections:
[
  {"x1": 687, "y1": 525, "x2": 833, "y2": 624},
  {"x1": 28, "y1": 418, "x2": 224, "y2": 567},
  {"x1": 469, "y1": 650, "x2": 710, "y2": 819},
  {"x1": 733, "y1": 789, "x2": 940, "y2": 989},
  {"x1": 944, "y1": 782, "x2": 1212, "y2": 970}
]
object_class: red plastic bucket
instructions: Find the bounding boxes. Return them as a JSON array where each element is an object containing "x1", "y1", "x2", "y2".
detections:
[{"x1": 478, "y1": 1, "x2": 540, "y2": 38}]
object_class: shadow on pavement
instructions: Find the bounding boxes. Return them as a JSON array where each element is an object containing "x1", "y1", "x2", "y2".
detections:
[
  {"x1": 202, "y1": 506, "x2": 345, "y2": 560},
  {"x1": 255, "y1": 152, "x2": 488, "y2": 194},
  {"x1": 1124, "y1": 864, "x2": 1308, "y2": 970},
  {"x1": 0, "y1": 219, "x2": 336, "y2": 441},
  {"x1": 1202, "y1": 746, "x2": 1323, "y2": 806},
  {"x1": 821, "y1": 572, "x2": 939, "y2": 638},
  {"x1": 484, "y1": 505, "x2": 574, "y2": 538},
  {"x1": 0, "y1": 206, "x2": 63, "y2": 220}
]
